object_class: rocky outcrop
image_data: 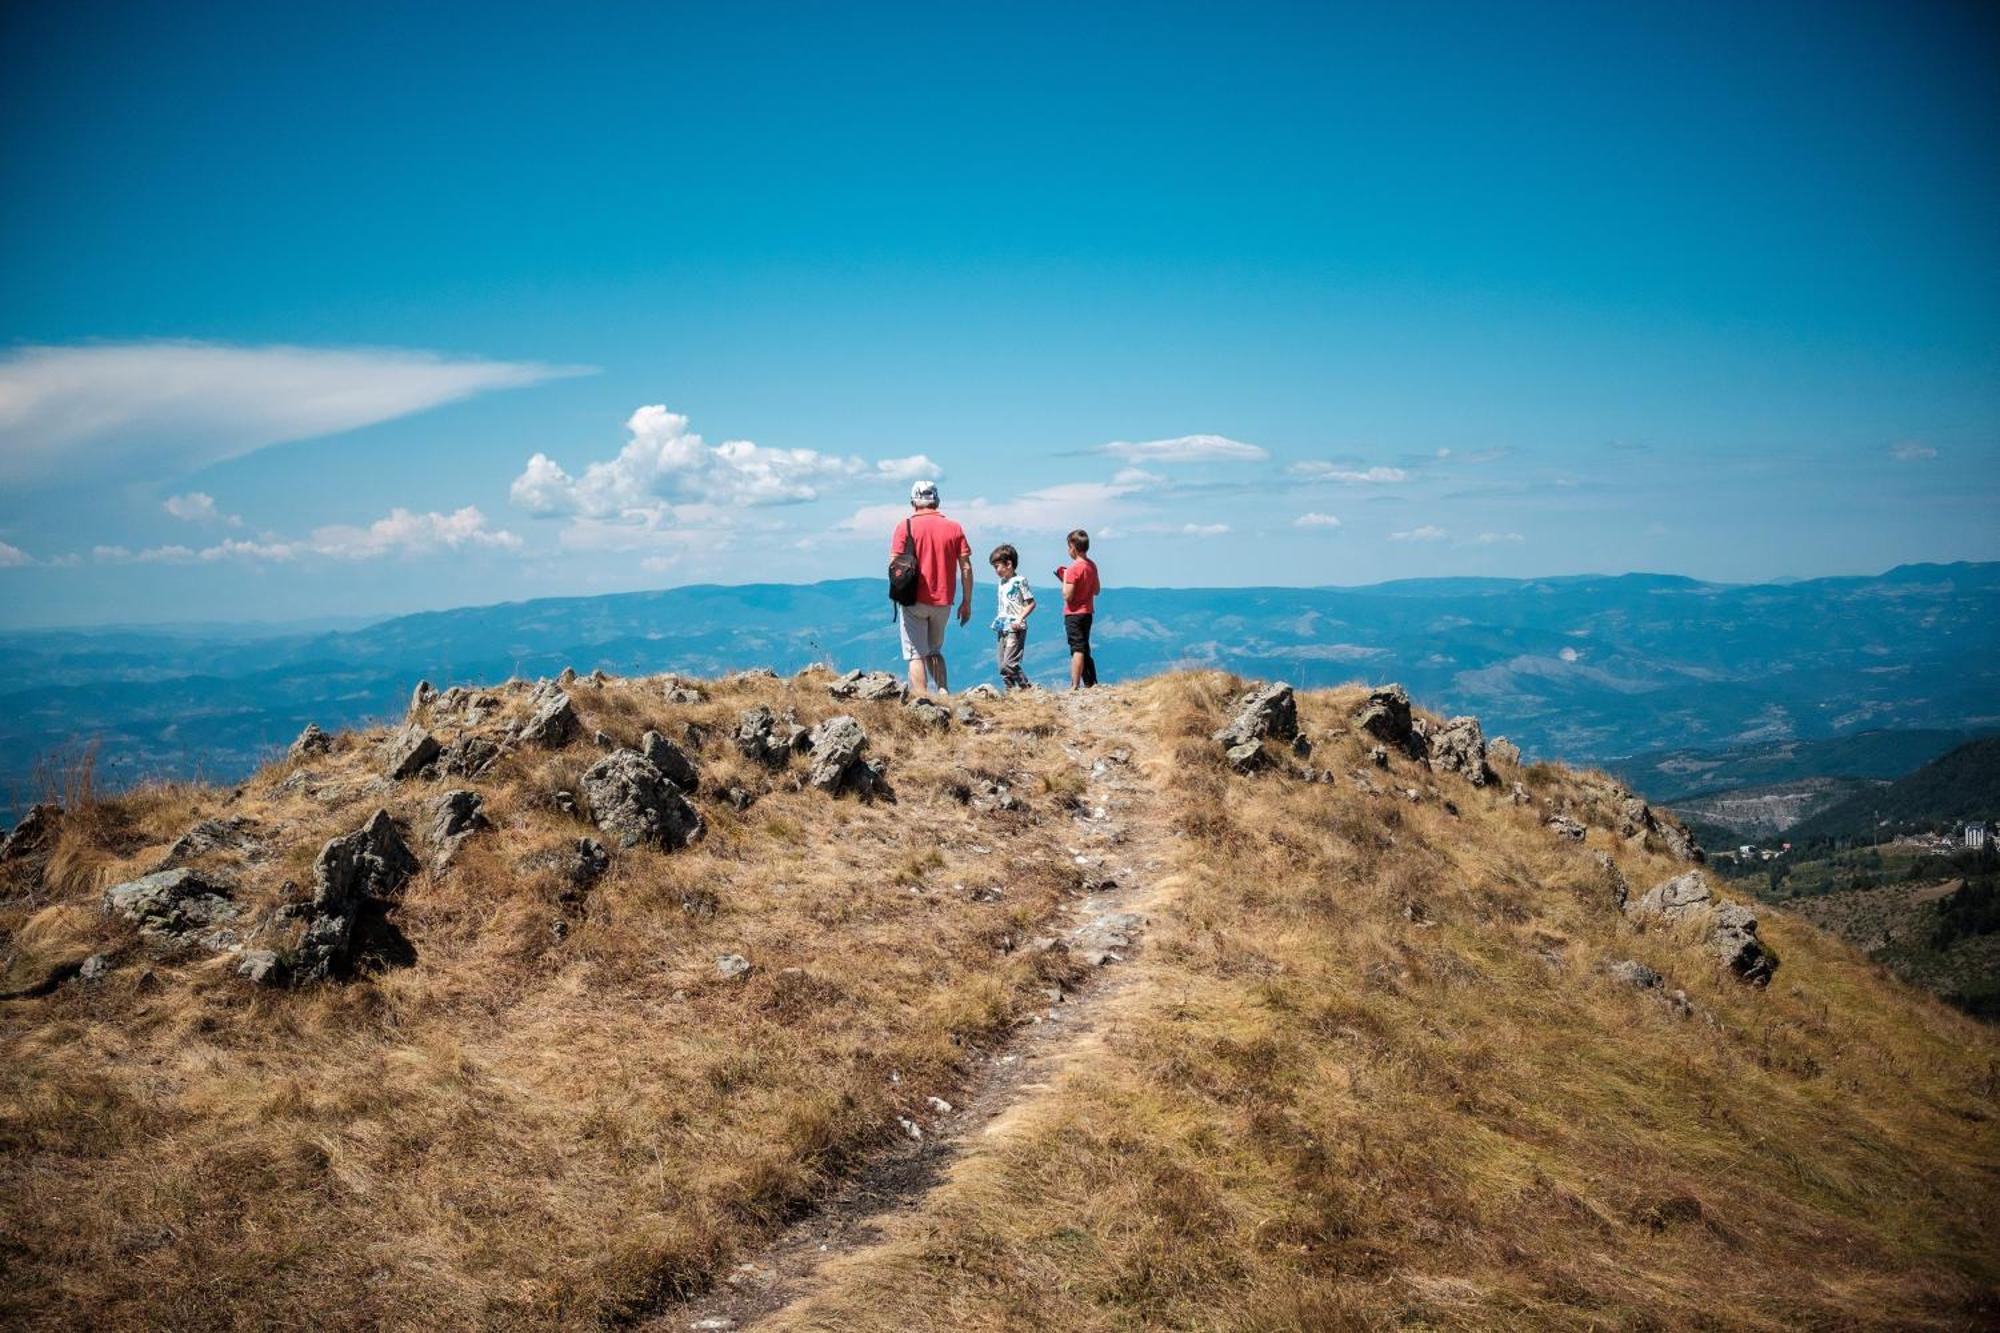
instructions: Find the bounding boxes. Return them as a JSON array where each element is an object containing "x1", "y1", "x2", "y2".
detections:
[
  {"x1": 295, "y1": 810, "x2": 420, "y2": 982},
  {"x1": 1627, "y1": 870, "x2": 1777, "y2": 985},
  {"x1": 429, "y1": 790, "x2": 490, "y2": 865},
  {"x1": 103, "y1": 868, "x2": 240, "y2": 949},
  {"x1": 1489, "y1": 737, "x2": 1521, "y2": 768},
  {"x1": 961, "y1": 683, "x2": 1002, "y2": 701},
  {"x1": 438, "y1": 735, "x2": 503, "y2": 778},
  {"x1": 409, "y1": 680, "x2": 437, "y2": 716},
  {"x1": 1215, "y1": 682, "x2": 1298, "y2": 749},
  {"x1": 806, "y1": 715, "x2": 870, "y2": 791},
  {"x1": 519, "y1": 686, "x2": 579, "y2": 747},
  {"x1": 161, "y1": 817, "x2": 258, "y2": 867},
  {"x1": 828, "y1": 669, "x2": 906, "y2": 702},
  {"x1": 1354, "y1": 684, "x2": 1418, "y2": 754},
  {"x1": 1546, "y1": 813, "x2": 1587, "y2": 841},
  {"x1": 288, "y1": 724, "x2": 333, "y2": 760},
  {"x1": 383, "y1": 726, "x2": 441, "y2": 780},
  {"x1": 1, "y1": 803, "x2": 62, "y2": 862},
  {"x1": 658, "y1": 673, "x2": 707, "y2": 704},
  {"x1": 1618, "y1": 796, "x2": 1703, "y2": 863},
  {"x1": 640, "y1": 730, "x2": 700, "y2": 790},
  {"x1": 736, "y1": 706, "x2": 808, "y2": 767},
  {"x1": 1426, "y1": 716, "x2": 1493, "y2": 787},
  {"x1": 905, "y1": 696, "x2": 951, "y2": 730},
  {"x1": 1605, "y1": 959, "x2": 1662, "y2": 989},
  {"x1": 580, "y1": 750, "x2": 704, "y2": 850},
  {"x1": 1224, "y1": 741, "x2": 1267, "y2": 773}
]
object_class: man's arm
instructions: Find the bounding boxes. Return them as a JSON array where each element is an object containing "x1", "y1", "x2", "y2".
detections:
[{"x1": 956, "y1": 548, "x2": 974, "y2": 626}]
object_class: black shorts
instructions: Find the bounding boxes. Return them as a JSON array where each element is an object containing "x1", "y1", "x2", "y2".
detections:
[{"x1": 1064, "y1": 612, "x2": 1093, "y2": 653}]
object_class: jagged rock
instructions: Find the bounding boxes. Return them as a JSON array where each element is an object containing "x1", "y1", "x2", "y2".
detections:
[
  {"x1": 1546, "y1": 813, "x2": 1587, "y2": 841},
  {"x1": 428, "y1": 790, "x2": 490, "y2": 864},
  {"x1": 553, "y1": 790, "x2": 579, "y2": 817},
  {"x1": 640, "y1": 730, "x2": 700, "y2": 790},
  {"x1": 1591, "y1": 851, "x2": 1629, "y2": 911},
  {"x1": 295, "y1": 810, "x2": 419, "y2": 981},
  {"x1": 1290, "y1": 734, "x2": 1313, "y2": 760},
  {"x1": 1630, "y1": 870, "x2": 1712, "y2": 920},
  {"x1": 588, "y1": 668, "x2": 609, "y2": 687},
  {"x1": 1, "y1": 803, "x2": 62, "y2": 862},
  {"x1": 162, "y1": 817, "x2": 257, "y2": 866},
  {"x1": 905, "y1": 696, "x2": 951, "y2": 730},
  {"x1": 727, "y1": 786, "x2": 756, "y2": 812},
  {"x1": 1354, "y1": 684, "x2": 1418, "y2": 754},
  {"x1": 383, "y1": 726, "x2": 441, "y2": 780},
  {"x1": 828, "y1": 669, "x2": 906, "y2": 702},
  {"x1": 715, "y1": 953, "x2": 752, "y2": 980},
  {"x1": 1510, "y1": 782, "x2": 1533, "y2": 806},
  {"x1": 520, "y1": 688, "x2": 579, "y2": 747},
  {"x1": 237, "y1": 950, "x2": 286, "y2": 986},
  {"x1": 438, "y1": 735, "x2": 503, "y2": 778},
  {"x1": 1369, "y1": 746, "x2": 1389, "y2": 769},
  {"x1": 78, "y1": 954, "x2": 109, "y2": 983},
  {"x1": 735, "y1": 706, "x2": 805, "y2": 767},
  {"x1": 1426, "y1": 716, "x2": 1493, "y2": 786},
  {"x1": 660, "y1": 674, "x2": 708, "y2": 704},
  {"x1": 288, "y1": 724, "x2": 333, "y2": 760},
  {"x1": 1214, "y1": 681, "x2": 1298, "y2": 748},
  {"x1": 1616, "y1": 795, "x2": 1704, "y2": 864},
  {"x1": 1225, "y1": 741, "x2": 1267, "y2": 773},
  {"x1": 103, "y1": 868, "x2": 240, "y2": 948},
  {"x1": 1489, "y1": 737, "x2": 1521, "y2": 768},
  {"x1": 432, "y1": 687, "x2": 501, "y2": 724},
  {"x1": 580, "y1": 749, "x2": 705, "y2": 850},
  {"x1": 954, "y1": 703, "x2": 978, "y2": 727},
  {"x1": 1606, "y1": 959, "x2": 1662, "y2": 989},
  {"x1": 1627, "y1": 870, "x2": 1777, "y2": 985},
  {"x1": 557, "y1": 667, "x2": 578, "y2": 686},
  {"x1": 409, "y1": 680, "x2": 436, "y2": 715},
  {"x1": 806, "y1": 715, "x2": 869, "y2": 791},
  {"x1": 962, "y1": 683, "x2": 1001, "y2": 701},
  {"x1": 592, "y1": 729, "x2": 613, "y2": 749}
]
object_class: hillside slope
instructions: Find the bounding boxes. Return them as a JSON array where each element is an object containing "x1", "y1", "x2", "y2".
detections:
[
  {"x1": 1, "y1": 673, "x2": 1995, "y2": 1330},
  {"x1": 1789, "y1": 736, "x2": 2000, "y2": 844}
]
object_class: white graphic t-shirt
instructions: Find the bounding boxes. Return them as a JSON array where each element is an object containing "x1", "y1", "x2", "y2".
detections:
[{"x1": 991, "y1": 574, "x2": 1033, "y2": 632}]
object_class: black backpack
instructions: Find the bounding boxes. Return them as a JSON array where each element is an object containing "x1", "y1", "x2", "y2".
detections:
[{"x1": 888, "y1": 517, "x2": 921, "y2": 608}]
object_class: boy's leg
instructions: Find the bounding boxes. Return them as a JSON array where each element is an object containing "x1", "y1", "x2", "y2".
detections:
[
  {"x1": 999, "y1": 629, "x2": 1027, "y2": 689},
  {"x1": 1077, "y1": 613, "x2": 1096, "y2": 687},
  {"x1": 1064, "y1": 613, "x2": 1086, "y2": 690}
]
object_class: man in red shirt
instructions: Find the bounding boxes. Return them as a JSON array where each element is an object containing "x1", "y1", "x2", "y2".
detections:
[
  {"x1": 889, "y1": 479, "x2": 973, "y2": 695},
  {"x1": 1059, "y1": 527, "x2": 1100, "y2": 690}
]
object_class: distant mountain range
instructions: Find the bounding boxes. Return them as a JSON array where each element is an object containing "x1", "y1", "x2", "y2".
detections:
[{"x1": 4, "y1": 561, "x2": 1997, "y2": 823}]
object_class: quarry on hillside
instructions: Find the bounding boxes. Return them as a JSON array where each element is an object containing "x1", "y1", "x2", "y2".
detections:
[{"x1": 1, "y1": 669, "x2": 1995, "y2": 1331}]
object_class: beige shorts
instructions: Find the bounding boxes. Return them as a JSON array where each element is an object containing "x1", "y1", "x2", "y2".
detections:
[{"x1": 898, "y1": 602, "x2": 950, "y2": 661}]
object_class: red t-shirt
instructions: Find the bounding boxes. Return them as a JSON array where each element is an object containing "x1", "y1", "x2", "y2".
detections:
[
  {"x1": 889, "y1": 510, "x2": 970, "y2": 606},
  {"x1": 1062, "y1": 557, "x2": 1100, "y2": 615}
]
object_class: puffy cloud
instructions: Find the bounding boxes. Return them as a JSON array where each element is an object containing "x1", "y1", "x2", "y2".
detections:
[
  {"x1": 1888, "y1": 441, "x2": 1937, "y2": 462},
  {"x1": 835, "y1": 478, "x2": 1149, "y2": 541},
  {"x1": 163, "y1": 492, "x2": 242, "y2": 526},
  {"x1": 1291, "y1": 462, "x2": 1408, "y2": 484},
  {"x1": 0, "y1": 540, "x2": 32, "y2": 567},
  {"x1": 1293, "y1": 512, "x2": 1342, "y2": 528},
  {"x1": 1178, "y1": 522, "x2": 1230, "y2": 537},
  {"x1": 310, "y1": 507, "x2": 520, "y2": 559},
  {"x1": 1099, "y1": 434, "x2": 1268, "y2": 463},
  {"x1": 512, "y1": 406, "x2": 924, "y2": 527},
  {"x1": 0, "y1": 341, "x2": 588, "y2": 489},
  {"x1": 1390, "y1": 525, "x2": 1447, "y2": 542}
]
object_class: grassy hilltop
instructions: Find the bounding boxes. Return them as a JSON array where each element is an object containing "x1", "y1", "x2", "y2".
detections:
[{"x1": 1, "y1": 671, "x2": 1994, "y2": 1330}]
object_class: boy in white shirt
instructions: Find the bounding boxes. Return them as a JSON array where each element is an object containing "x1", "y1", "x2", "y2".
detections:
[{"x1": 988, "y1": 544, "x2": 1036, "y2": 691}]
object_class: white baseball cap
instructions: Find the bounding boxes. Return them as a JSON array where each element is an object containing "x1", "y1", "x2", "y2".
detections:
[{"x1": 910, "y1": 479, "x2": 940, "y2": 505}]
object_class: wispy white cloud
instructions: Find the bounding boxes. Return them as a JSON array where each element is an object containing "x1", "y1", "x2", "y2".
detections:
[
  {"x1": 1290, "y1": 462, "x2": 1409, "y2": 484},
  {"x1": 0, "y1": 540, "x2": 32, "y2": 568},
  {"x1": 0, "y1": 342, "x2": 587, "y2": 490},
  {"x1": 835, "y1": 476, "x2": 1151, "y2": 541},
  {"x1": 163, "y1": 491, "x2": 243, "y2": 526},
  {"x1": 1293, "y1": 512, "x2": 1342, "y2": 528},
  {"x1": 1472, "y1": 531, "x2": 1524, "y2": 544},
  {"x1": 1099, "y1": 434, "x2": 1267, "y2": 463},
  {"x1": 1390, "y1": 524, "x2": 1447, "y2": 542},
  {"x1": 1135, "y1": 521, "x2": 1230, "y2": 537},
  {"x1": 513, "y1": 406, "x2": 932, "y2": 532},
  {"x1": 1888, "y1": 440, "x2": 1937, "y2": 462}
]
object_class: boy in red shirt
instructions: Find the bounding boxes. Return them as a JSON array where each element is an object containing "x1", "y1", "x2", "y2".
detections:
[{"x1": 1058, "y1": 528, "x2": 1100, "y2": 690}]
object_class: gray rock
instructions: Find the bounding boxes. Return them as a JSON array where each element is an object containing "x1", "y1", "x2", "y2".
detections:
[
  {"x1": 1290, "y1": 733, "x2": 1313, "y2": 760},
  {"x1": 1510, "y1": 782, "x2": 1533, "y2": 806},
  {"x1": 383, "y1": 725, "x2": 441, "y2": 780},
  {"x1": 715, "y1": 953, "x2": 752, "y2": 980},
  {"x1": 905, "y1": 695, "x2": 951, "y2": 730},
  {"x1": 640, "y1": 729, "x2": 701, "y2": 790},
  {"x1": 1606, "y1": 959, "x2": 1662, "y2": 989},
  {"x1": 237, "y1": 950, "x2": 286, "y2": 986},
  {"x1": 1617, "y1": 794, "x2": 1705, "y2": 864},
  {"x1": 953, "y1": 703, "x2": 978, "y2": 727},
  {"x1": 78, "y1": 953, "x2": 110, "y2": 983},
  {"x1": 1630, "y1": 869, "x2": 1712, "y2": 919},
  {"x1": 1369, "y1": 746, "x2": 1390, "y2": 768},
  {"x1": 1354, "y1": 684, "x2": 1418, "y2": 753},
  {"x1": 1, "y1": 802, "x2": 62, "y2": 862},
  {"x1": 1224, "y1": 740, "x2": 1267, "y2": 773},
  {"x1": 429, "y1": 789, "x2": 490, "y2": 863},
  {"x1": 409, "y1": 679, "x2": 436, "y2": 715},
  {"x1": 1591, "y1": 851, "x2": 1629, "y2": 911},
  {"x1": 660, "y1": 674, "x2": 708, "y2": 704},
  {"x1": 294, "y1": 809, "x2": 420, "y2": 981},
  {"x1": 438, "y1": 735, "x2": 503, "y2": 778},
  {"x1": 806, "y1": 715, "x2": 869, "y2": 791},
  {"x1": 520, "y1": 688, "x2": 579, "y2": 747},
  {"x1": 1426, "y1": 715, "x2": 1493, "y2": 786},
  {"x1": 288, "y1": 723, "x2": 334, "y2": 761},
  {"x1": 581, "y1": 749, "x2": 705, "y2": 850},
  {"x1": 1214, "y1": 681, "x2": 1298, "y2": 748},
  {"x1": 961, "y1": 683, "x2": 1002, "y2": 700},
  {"x1": 735, "y1": 706, "x2": 802, "y2": 767},
  {"x1": 161, "y1": 817, "x2": 258, "y2": 867},
  {"x1": 727, "y1": 667, "x2": 777, "y2": 681},
  {"x1": 557, "y1": 667, "x2": 578, "y2": 686},
  {"x1": 1489, "y1": 737, "x2": 1521, "y2": 768},
  {"x1": 1546, "y1": 813, "x2": 1587, "y2": 841},
  {"x1": 1712, "y1": 902, "x2": 1778, "y2": 984},
  {"x1": 103, "y1": 868, "x2": 240, "y2": 943},
  {"x1": 588, "y1": 668, "x2": 609, "y2": 687},
  {"x1": 828, "y1": 669, "x2": 906, "y2": 702}
]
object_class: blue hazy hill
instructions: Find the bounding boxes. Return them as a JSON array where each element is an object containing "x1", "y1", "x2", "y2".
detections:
[{"x1": 3, "y1": 563, "x2": 1996, "y2": 822}]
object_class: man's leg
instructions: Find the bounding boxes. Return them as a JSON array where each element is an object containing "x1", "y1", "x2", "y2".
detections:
[
  {"x1": 907, "y1": 656, "x2": 928, "y2": 695},
  {"x1": 928, "y1": 651, "x2": 949, "y2": 693},
  {"x1": 900, "y1": 605, "x2": 931, "y2": 695}
]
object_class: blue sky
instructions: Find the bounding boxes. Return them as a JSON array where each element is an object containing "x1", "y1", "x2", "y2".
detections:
[{"x1": 1, "y1": 0, "x2": 1995, "y2": 627}]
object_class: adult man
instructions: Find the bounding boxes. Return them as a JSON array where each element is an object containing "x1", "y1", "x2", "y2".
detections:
[{"x1": 889, "y1": 479, "x2": 972, "y2": 695}]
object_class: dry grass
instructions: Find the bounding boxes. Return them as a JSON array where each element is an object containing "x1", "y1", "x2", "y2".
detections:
[
  {"x1": 0, "y1": 673, "x2": 1085, "y2": 1330},
  {"x1": 767, "y1": 674, "x2": 2000, "y2": 1332}
]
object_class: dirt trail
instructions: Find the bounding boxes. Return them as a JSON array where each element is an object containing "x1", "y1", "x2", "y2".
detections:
[{"x1": 652, "y1": 686, "x2": 1171, "y2": 1332}]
